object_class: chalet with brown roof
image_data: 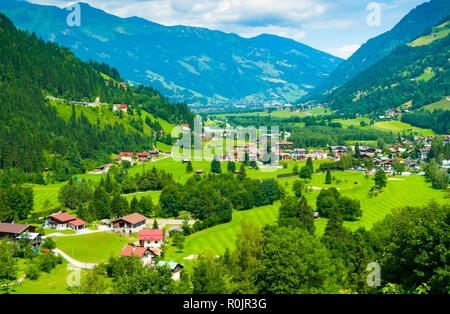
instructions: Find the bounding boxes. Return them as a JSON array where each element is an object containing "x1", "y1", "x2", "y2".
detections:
[
  {"x1": 44, "y1": 213, "x2": 87, "y2": 230},
  {"x1": 111, "y1": 213, "x2": 148, "y2": 234},
  {"x1": 0, "y1": 222, "x2": 36, "y2": 239}
]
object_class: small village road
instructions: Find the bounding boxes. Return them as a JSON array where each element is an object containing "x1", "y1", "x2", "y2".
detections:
[{"x1": 53, "y1": 248, "x2": 98, "y2": 269}]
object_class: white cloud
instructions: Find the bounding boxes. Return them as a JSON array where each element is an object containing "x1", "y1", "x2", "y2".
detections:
[
  {"x1": 323, "y1": 44, "x2": 361, "y2": 59},
  {"x1": 29, "y1": 0, "x2": 329, "y2": 40},
  {"x1": 27, "y1": 0, "x2": 425, "y2": 52}
]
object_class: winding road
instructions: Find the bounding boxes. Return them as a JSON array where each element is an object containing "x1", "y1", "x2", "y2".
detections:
[{"x1": 53, "y1": 248, "x2": 98, "y2": 269}]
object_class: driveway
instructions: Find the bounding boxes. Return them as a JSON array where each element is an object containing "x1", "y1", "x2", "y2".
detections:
[{"x1": 53, "y1": 248, "x2": 98, "y2": 269}]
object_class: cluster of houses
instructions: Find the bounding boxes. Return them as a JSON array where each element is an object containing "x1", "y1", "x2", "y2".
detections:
[
  {"x1": 110, "y1": 212, "x2": 184, "y2": 280},
  {"x1": 1, "y1": 211, "x2": 185, "y2": 281},
  {"x1": 92, "y1": 150, "x2": 160, "y2": 173}
]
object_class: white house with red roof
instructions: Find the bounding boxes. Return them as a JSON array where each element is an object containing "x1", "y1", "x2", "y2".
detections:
[
  {"x1": 44, "y1": 213, "x2": 87, "y2": 230},
  {"x1": 113, "y1": 104, "x2": 128, "y2": 113},
  {"x1": 120, "y1": 245, "x2": 153, "y2": 265},
  {"x1": 139, "y1": 229, "x2": 164, "y2": 248},
  {"x1": 119, "y1": 152, "x2": 134, "y2": 162}
]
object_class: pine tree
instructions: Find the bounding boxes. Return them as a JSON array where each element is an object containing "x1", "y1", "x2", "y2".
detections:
[
  {"x1": 130, "y1": 196, "x2": 139, "y2": 213},
  {"x1": 0, "y1": 190, "x2": 12, "y2": 222},
  {"x1": 152, "y1": 219, "x2": 159, "y2": 229},
  {"x1": 186, "y1": 161, "x2": 193, "y2": 173},
  {"x1": 354, "y1": 142, "x2": 360, "y2": 159},
  {"x1": 227, "y1": 161, "x2": 236, "y2": 173},
  {"x1": 306, "y1": 157, "x2": 314, "y2": 173},
  {"x1": 297, "y1": 197, "x2": 315, "y2": 235},
  {"x1": 325, "y1": 170, "x2": 332, "y2": 184},
  {"x1": 237, "y1": 164, "x2": 246, "y2": 181},
  {"x1": 211, "y1": 156, "x2": 221, "y2": 174}
]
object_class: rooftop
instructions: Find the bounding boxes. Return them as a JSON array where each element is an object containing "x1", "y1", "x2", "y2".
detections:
[{"x1": 0, "y1": 222, "x2": 30, "y2": 234}]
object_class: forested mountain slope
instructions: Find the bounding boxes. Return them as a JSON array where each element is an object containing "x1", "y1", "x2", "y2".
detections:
[
  {"x1": 0, "y1": 0, "x2": 342, "y2": 106},
  {"x1": 310, "y1": 0, "x2": 450, "y2": 99},
  {"x1": 322, "y1": 17, "x2": 449, "y2": 122},
  {"x1": 0, "y1": 13, "x2": 192, "y2": 182}
]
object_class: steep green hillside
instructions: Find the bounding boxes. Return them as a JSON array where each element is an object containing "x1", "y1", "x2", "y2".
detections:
[
  {"x1": 0, "y1": 13, "x2": 190, "y2": 182},
  {"x1": 323, "y1": 17, "x2": 450, "y2": 121},
  {"x1": 0, "y1": 0, "x2": 342, "y2": 106},
  {"x1": 409, "y1": 20, "x2": 450, "y2": 46},
  {"x1": 310, "y1": 0, "x2": 450, "y2": 99}
]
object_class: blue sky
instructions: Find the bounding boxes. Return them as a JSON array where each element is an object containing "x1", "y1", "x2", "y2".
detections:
[{"x1": 28, "y1": 0, "x2": 427, "y2": 58}]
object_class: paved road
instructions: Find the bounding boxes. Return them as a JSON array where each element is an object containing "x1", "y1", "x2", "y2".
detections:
[
  {"x1": 43, "y1": 228, "x2": 105, "y2": 239},
  {"x1": 53, "y1": 248, "x2": 98, "y2": 269}
]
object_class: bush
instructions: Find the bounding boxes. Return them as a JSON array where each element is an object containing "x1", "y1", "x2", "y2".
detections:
[
  {"x1": 25, "y1": 263, "x2": 40, "y2": 280},
  {"x1": 41, "y1": 237, "x2": 56, "y2": 250}
]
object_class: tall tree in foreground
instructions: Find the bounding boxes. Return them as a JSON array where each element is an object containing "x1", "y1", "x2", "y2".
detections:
[
  {"x1": 230, "y1": 221, "x2": 264, "y2": 293},
  {"x1": 257, "y1": 226, "x2": 341, "y2": 294},
  {"x1": 369, "y1": 202, "x2": 450, "y2": 293}
]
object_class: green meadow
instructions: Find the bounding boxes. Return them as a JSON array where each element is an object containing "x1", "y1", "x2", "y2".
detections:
[
  {"x1": 165, "y1": 171, "x2": 448, "y2": 265},
  {"x1": 25, "y1": 183, "x2": 63, "y2": 212},
  {"x1": 423, "y1": 97, "x2": 450, "y2": 111},
  {"x1": 372, "y1": 120, "x2": 434, "y2": 136},
  {"x1": 12, "y1": 260, "x2": 74, "y2": 294},
  {"x1": 53, "y1": 232, "x2": 134, "y2": 263}
]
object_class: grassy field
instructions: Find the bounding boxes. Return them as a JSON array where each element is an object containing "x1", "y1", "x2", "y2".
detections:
[
  {"x1": 215, "y1": 107, "x2": 330, "y2": 120},
  {"x1": 332, "y1": 117, "x2": 371, "y2": 129},
  {"x1": 372, "y1": 121, "x2": 434, "y2": 136},
  {"x1": 409, "y1": 21, "x2": 450, "y2": 47},
  {"x1": 25, "y1": 183, "x2": 63, "y2": 212},
  {"x1": 423, "y1": 97, "x2": 450, "y2": 111},
  {"x1": 11, "y1": 259, "x2": 86, "y2": 294},
  {"x1": 53, "y1": 232, "x2": 134, "y2": 263},
  {"x1": 165, "y1": 203, "x2": 279, "y2": 267},
  {"x1": 166, "y1": 171, "x2": 448, "y2": 265},
  {"x1": 417, "y1": 67, "x2": 435, "y2": 82},
  {"x1": 124, "y1": 190, "x2": 162, "y2": 204}
]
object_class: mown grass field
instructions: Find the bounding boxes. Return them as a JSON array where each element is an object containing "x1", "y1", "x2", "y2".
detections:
[
  {"x1": 372, "y1": 121, "x2": 434, "y2": 136},
  {"x1": 25, "y1": 183, "x2": 63, "y2": 212},
  {"x1": 409, "y1": 21, "x2": 450, "y2": 47},
  {"x1": 49, "y1": 99, "x2": 174, "y2": 138},
  {"x1": 423, "y1": 97, "x2": 450, "y2": 111},
  {"x1": 332, "y1": 117, "x2": 371, "y2": 129},
  {"x1": 165, "y1": 202, "x2": 279, "y2": 267},
  {"x1": 166, "y1": 171, "x2": 448, "y2": 265},
  {"x1": 124, "y1": 190, "x2": 161, "y2": 204},
  {"x1": 214, "y1": 107, "x2": 331, "y2": 119},
  {"x1": 53, "y1": 232, "x2": 134, "y2": 263}
]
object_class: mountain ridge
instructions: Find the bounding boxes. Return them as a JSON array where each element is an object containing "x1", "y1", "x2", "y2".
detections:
[
  {"x1": 309, "y1": 0, "x2": 450, "y2": 100},
  {"x1": 0, "y1": 0, "x2": 342, "y2": 107}
]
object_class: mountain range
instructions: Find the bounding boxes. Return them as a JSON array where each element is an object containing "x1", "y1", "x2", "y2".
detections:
[
  {"x1": 311, "y1": 0, "x2": 450, "y2": 99},
  {"x1": 0, "y1": 0, "x2": 342, "y2": 107}
]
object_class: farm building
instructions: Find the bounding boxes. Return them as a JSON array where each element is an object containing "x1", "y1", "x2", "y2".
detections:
[
  {"x1": 137, "y1": 152, "x2": 149, "y2": 160},
  {"x1": 111, "y1": 213, "x2": 148, "y2": 234},
  {"x1": 156, "y1": 260, "x2": 184, "y2": 281},
  {"x1": 0, "y1": 222, "x2": 36, "y2": 239}
]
